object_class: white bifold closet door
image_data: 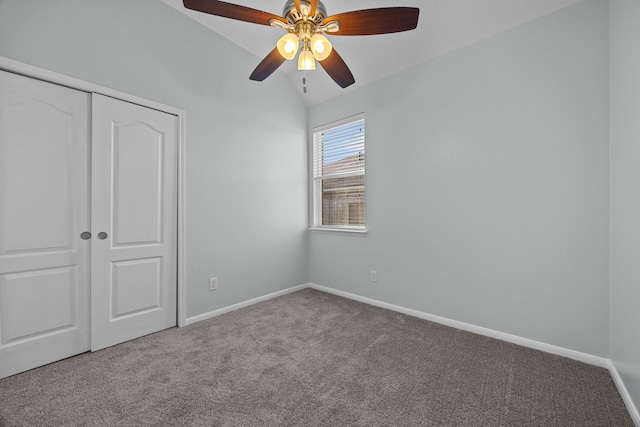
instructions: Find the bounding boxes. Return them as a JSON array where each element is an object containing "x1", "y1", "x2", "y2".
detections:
[
  {"x1": 0, "y1": 71, "x2": 91, "y2": 378},
  {"x1": 0, "y1": 71, "x2": 177, "y2": 378},
  {"x1": 90, "y1": 94, "x2": 177, "y2": 351}
]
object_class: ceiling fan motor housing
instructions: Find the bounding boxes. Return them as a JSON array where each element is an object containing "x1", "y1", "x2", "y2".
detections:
[{"x1": 282, "y1": 0, "x2": 327, "y2": 25}]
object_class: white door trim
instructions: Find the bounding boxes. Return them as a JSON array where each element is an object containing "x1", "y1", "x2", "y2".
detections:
[{"x1": 0, "y1": 56, "x2": 187, "y2": 328}]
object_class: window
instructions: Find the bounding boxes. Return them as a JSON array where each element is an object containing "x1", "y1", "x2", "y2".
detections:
[{"x1": 312, "y1": 114, "x2": 365, "y2": 232}]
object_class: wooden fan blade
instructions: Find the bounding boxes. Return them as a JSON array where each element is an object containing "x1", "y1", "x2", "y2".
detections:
[
  {"x1": 319, "y1": 49, "x2": 355, "y2": 88},
  {"x1": 308, "y1": 0, "x2": 318, "y2": 16},
  {"x1": 183, "y1": 0, "x2": 287, "y2": 26},
  {"x1": 323, "y1": 7, "x2": 419, "y2": 36},
  {"x1": 294, "y1": 0, "x2": 301, "y2": 14},
  {"x1": 249, "y1": 48, "x2": 286, "y2": 81}
]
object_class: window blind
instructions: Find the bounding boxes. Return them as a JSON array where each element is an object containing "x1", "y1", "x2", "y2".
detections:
[{"x1": 313, "y1": 114, "x2": 365, "y2": 229}]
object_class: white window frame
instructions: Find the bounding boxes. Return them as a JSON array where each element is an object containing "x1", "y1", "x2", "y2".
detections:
[{"x1": 311, "y1": 113, "x2": 367, "y2": 235}]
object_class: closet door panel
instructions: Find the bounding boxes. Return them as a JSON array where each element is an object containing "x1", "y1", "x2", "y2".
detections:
[
  {"x1": 1, "y1": 266, "x2": 77, "y2": 341},
  {"x1": 1, "y1": 101, "x2": 73, "y2": 253},
  {"x1": 0, "y1": 70, "x2": 90, "y2": 379},
  {"x1": 112, "y1": 122, "x2": 164, "y2": 246}
]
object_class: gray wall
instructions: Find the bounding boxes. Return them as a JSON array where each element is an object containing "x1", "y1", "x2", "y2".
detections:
[
  {"x1": 308, "y1": 0, "x2": 610, "y2": 357},
  {"x1": 610, "y1": 0, "x2": 640, "y2": 412},
  {"x1": 0, "y1": 0, "x2": 308, "y2": 318}
]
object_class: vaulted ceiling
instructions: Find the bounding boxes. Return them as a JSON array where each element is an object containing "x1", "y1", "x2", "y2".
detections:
[{"x1": 161, "y1": 0, "x2": 584, "y2": 106}]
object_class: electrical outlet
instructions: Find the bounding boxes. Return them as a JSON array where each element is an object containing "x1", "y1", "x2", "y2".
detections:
[
  {"x1": 370, "y1": 270, "x2": 378, "y2": 282},
  {"x1": 209, "y1": 277, "x2": 218, "y2": 291}
]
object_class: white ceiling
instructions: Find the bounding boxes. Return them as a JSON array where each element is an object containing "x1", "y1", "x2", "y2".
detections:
[{"x1": 161, "y1": 0, "x2": 584, "y2": 106}]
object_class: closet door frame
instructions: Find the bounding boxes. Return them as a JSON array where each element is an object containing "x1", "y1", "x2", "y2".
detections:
[{"x1": 0, "y1": 56, "x2": 187, "y2": 328}]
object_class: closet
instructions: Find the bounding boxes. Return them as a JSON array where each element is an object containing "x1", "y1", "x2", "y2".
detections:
[{"x1": 0, "y1": 70, "x2": 179, "y2": 378}]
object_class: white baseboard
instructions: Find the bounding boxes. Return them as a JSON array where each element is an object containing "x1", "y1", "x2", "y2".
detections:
[
  {"x1": 308, "y1": 283, "x2": 609, "y2": 368},
  {"x1": 608, "y1": 360, "x2": 640, "y2": 426},
  {"x1": 185, "y1": 284, "x2": 308, "y2": 325}
]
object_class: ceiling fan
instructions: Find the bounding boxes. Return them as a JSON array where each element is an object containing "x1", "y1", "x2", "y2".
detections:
[{"x1": 183, "y1": 0, "x2": 420, "y2": 88}]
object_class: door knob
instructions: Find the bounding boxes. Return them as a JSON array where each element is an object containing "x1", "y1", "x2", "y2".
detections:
[
  {"x1": 97, "y1": 232, "x2": 108, "y2": 240},
  {"x1": 80, "y1": 232, "x2": 91, "y2": 240}
]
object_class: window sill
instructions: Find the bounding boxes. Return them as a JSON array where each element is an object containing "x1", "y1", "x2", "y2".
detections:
[{"x1": 309, "y1": 227, "x2": 368, "y2": 237}]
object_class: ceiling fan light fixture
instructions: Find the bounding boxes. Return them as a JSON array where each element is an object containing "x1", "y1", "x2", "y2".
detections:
[
  {"x1": 183, "y1": 0, "x2": 419, "y2": 88},
  {"x1": 298, "y1": 48, "x2": 316, "y2": 70},
  {"x1": 276, "y1": 33, "x2": 300, "y2": 60},
  {"x1": 310, "y1": 34, "x2": 332, "y2": 61}
]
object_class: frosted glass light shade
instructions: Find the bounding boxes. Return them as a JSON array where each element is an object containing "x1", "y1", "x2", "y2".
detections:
[
  {"x1": 276, "y1": 33, "x2": 299, "y2": 60},
  {"x1": 298, "y1": 49, "x2": 316, "y2": 70},
  {"x1": 310, "y1": 34, "x2": 332, "y2": 61}
]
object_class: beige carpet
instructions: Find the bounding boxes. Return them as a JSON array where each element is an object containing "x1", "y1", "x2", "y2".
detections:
[{"x1": 0, "y1": 288, "x2": 633, "y2": 426}]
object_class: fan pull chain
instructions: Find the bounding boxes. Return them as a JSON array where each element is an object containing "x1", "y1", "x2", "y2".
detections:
[{"x1": 303, "y1": 73, "x2": 307, "y2": 94}]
